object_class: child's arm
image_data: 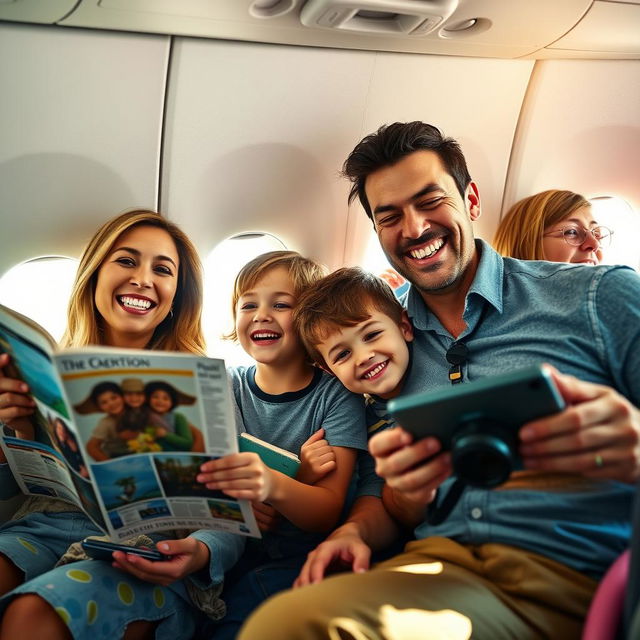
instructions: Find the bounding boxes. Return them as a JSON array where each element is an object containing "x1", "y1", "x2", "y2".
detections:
[
  {"x1": 294, "y1": 495, "x2": 400, "y2": 586},
  {"x1": 198, "y1": 447, "x2": 357, "y2": 532},
  {"x1": 296, "y1": 428, "x2": 336, "y2": 485},
  {"x1": 251, "y1": 500, "x2": 280, "y2": 532},
  {"x1": 381, "y1": 483, "x2": 429, "y2": 528}
]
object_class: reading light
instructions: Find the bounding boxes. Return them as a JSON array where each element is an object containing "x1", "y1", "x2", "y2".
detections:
[
  {"x1": 249, "y1": 0, "x2": 296, "y2": 19},
  {"x1": 301, "y1": 0, "x2": 459, "y2": 36},
  {"x1": 439, "y1": 16, "x2": 491, "y2": 39},
  {"x1": 443, "y1": 17, "x2": 477, "y2": 32}
]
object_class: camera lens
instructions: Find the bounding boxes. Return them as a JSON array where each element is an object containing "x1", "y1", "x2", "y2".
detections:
[{"x1": 451, "y1": 420, "x2": 516, "y2": 488}]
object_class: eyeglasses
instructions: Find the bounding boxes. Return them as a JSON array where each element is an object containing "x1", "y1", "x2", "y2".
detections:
[{"x1": 543, "y1": 225, "x2": 614, "y2": 248}]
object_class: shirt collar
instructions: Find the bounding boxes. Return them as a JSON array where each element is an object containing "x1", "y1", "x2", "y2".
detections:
[{"x1": 405, "y1": 239, "x2": 504, "y2": 330}]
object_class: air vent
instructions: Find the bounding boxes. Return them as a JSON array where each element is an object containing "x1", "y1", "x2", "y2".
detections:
[{"x1": 301, "y1": 0, "x2": 459, "y2": 36}]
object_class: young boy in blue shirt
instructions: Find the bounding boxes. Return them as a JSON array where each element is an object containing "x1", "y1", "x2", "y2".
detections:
[
  {"x1": 292, "y1": 266, "x2": 420, "y2": 583},
  {"x1": 196, "y1": 252, "x2": 367, "y2": 638}
]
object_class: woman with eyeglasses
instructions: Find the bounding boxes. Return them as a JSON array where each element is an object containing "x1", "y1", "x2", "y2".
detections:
[{"x1": 493, "y1": 189, "x2": 613, "y2": 265}]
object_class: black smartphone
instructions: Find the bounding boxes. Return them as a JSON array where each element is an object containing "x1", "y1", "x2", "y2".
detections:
[
  {"x1": 81, "y1": 538, "x2": 167, "y2": 562},
  {"x1": 387, "y1": 364, "x2": 566, "y2": 487}
]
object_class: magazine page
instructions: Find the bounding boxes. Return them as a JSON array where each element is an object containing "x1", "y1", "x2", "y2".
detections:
[
  {"x1": 0, "y1": 306, "x2": 103, "y2": 529},
  {"x1": 54, "y1": 349, "x2": 261, "y2": 541}
]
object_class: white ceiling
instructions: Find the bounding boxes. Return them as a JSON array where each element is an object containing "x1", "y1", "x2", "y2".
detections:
[{"x1": 1, "y1": 0, "x2": 639, "y2": 60}]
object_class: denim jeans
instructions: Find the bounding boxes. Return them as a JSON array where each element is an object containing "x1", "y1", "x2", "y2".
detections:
[{"x1": 196, "y1": 542, "x2": 307, "y2": 640}]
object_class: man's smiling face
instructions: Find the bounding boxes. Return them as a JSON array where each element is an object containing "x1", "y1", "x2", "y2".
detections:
[{"x1": 366, "y1": 150, "x2": 480, "y2": 296}]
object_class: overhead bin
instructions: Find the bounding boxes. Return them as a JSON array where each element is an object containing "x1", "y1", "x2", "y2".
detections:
[
  {"x1": 0, "y1": 0, "x2": 78, "y2": 24},
  {"x1": 542, "y1": 1, "x2": 640, "y2": 58},
  {"x1": 7, "y1": 0, "x2": 639, "y2": 60},
  {"x1": 19, "y1": 0, "x2": 618, "y2": 60}
]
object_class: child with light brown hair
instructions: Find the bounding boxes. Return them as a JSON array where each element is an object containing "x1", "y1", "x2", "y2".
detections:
[
  {"x1": 195, "y1": 251, "x2": 368, "y2": 639},
  {"x1": 291, "y1": 266, "x2": 418, "y2": 584}
]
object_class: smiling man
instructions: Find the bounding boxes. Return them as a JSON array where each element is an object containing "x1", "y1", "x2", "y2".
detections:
[{"x1": 238, "y1": 122, "x2": 640, "y2": 640}]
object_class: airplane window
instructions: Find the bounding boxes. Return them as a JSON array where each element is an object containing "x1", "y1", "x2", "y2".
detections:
[
  {"x1": 0, "y1": 256, "x2": 79, "y2": 342},
  {"x1": 589, "y1": 196, "x2": 640, "y2": 272},
  {"x1": 203, "y1": 232, "x2": 287, "y2": 365},
  {"x1": 362, "y1": 231, "x2": 409, "y2": 298}
]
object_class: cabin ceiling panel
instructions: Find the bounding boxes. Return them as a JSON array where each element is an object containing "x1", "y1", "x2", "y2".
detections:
[
  {"x1": 0, "y1": 0, "x2": 77, "y2": 24},
  {"x1": 0, "y1": 23, "x2": 169, "y2": 278},
  {"x1": 161, "y1": 38, "x2": 376, "y2": 270},
  {"x1": 49, "y1": 0, "x2": 608, "y2": 60},
  {"x1": 544, "y1": 1, "x2": 640, "y2": 56},
  {"x1": 503, "y1": 59, "x2": 640, "y2": 216},
  {"x1": 343, "y1": 53, "x2": 534, "y2": 265}
]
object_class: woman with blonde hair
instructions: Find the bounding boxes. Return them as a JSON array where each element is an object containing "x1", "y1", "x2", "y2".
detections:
[
  {"x1": 493, "y1": 189, "x2": 613, "y2": 265},
  {"x1": 0, "y1": 209, "x2": 228, "y2": 640},
  {"x1": 62, "y1": 209, "x2": 205, "y2": 354}
]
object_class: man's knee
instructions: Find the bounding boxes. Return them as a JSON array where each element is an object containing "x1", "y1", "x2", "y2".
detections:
[{"x1": 239, "y1": 586, "x2": 323, "y2": 639}]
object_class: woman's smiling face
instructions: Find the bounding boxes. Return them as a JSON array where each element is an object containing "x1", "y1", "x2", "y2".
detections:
[{"x1": 94, "y1": 225, "x2": 180, "y2": 349}]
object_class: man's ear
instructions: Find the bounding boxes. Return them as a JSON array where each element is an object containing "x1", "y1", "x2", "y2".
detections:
[
  {"x1": 399, "y1": 310, "x2": 414, "y2": 342},
  {"x1": 466, "y1": 181, "x2": 481, "y2": 221}
]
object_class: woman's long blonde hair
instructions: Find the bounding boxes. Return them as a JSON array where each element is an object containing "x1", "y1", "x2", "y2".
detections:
[
  {"x1": 493, "y1": 190, "x2": 590, "y2": 260},
  {"x1": 61, "y1": 210, "x2": 205, "y2": 354}
]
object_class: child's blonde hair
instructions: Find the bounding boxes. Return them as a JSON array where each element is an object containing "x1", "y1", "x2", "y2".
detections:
[
  {"x1": 294, "y1": 267, "x2": 404, "y2": 370},
  {"x1": 226, "y1": 250, "x2": 326, "y2": 342}
]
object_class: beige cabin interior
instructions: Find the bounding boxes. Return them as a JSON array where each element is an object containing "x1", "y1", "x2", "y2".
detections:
[{"x1": 1, "y1": 0, "x2": 638, "y2": 278}]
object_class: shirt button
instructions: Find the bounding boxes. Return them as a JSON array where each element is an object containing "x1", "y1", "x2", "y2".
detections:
[{"x1": 471, "y1": 507, "x2": 482, "y2": 519}]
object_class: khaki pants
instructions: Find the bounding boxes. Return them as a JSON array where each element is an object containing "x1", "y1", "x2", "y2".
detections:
[{"x1": 238, "y1": 537, "x2": 597, "y2": 640}]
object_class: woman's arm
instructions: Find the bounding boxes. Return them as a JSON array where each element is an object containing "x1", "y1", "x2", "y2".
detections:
[
  {"x1": 0, "y1": 353, "x2": 36, "y2": 463},
  {"x1": 109, "y1": 531, "x2": 246, "y2": 588}
]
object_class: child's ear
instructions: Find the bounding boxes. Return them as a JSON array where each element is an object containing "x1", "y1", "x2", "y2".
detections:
[
  {"x1": 399, "y1": 310, "x2": 414, "y2": 342},
  {"x1": 314, "y1": 361, "x2": 334, "y2": 376}
]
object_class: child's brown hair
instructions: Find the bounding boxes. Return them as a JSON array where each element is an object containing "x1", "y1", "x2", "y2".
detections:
[
  {"x1": 294, "y1": 267, "x2": 404, "y2": 370},
  {"x1": 226, "y1": 250, "x2": 327, "y2": 342}
]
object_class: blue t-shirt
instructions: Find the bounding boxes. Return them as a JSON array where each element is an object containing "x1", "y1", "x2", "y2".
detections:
[
  {"x1": 352, "y1": 395, "x2": 395, "y2": 500},
  {"x1": 403, "y1": 239, "x2": 639, "y2": 579},
  {"x1": 227, "y1": 365, "x2": 367, "y2": 558}
]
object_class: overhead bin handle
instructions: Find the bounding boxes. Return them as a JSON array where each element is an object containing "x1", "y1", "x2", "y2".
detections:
[{"x1": 300, "y1": 0, "x2": 459, "y2": 36}]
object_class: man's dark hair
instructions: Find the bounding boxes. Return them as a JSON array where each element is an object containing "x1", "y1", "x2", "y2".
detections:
[{"x1": 342, "y1": 121, "x2": 472, "y2": 222}]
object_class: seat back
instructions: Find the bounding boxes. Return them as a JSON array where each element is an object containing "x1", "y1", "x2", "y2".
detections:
[{"x1": 623, "y1": 479, "x2": 640, "y2": 637}]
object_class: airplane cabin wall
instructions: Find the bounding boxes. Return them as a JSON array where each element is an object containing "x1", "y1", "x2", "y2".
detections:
[
  {"x1": 160, "y1": 38, "x2": 533, "y2": 270},
  {"x1": 1, "y1": 21, "x2": 639, "y2": 280},
  {"x1": 504, "y1": 58, "x2": 640, "y2": 214},
  {"x1": 0, "y1": 23, "x2": 169, "y2": 274}
]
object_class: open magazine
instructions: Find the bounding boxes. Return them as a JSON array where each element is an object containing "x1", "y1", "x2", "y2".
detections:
[{"x1": 0, "y1": 303, "x2": 260, "y2": 541}]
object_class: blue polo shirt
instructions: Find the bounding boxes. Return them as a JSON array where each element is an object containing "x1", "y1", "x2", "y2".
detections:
[{"x1": 403, "y1": 239, "x2": 640, "y2": 579}]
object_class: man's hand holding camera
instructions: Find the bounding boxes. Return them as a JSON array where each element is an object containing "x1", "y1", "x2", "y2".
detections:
[
  {"x1": 520, "y1": 367, "x2": 640, "y2": 484},
  {"x1": 372, "y1": 366, "x2": 640, "y2": 501},
  {"x1": 370, "y1": 428, "x2": 452, "y2": 516}
]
